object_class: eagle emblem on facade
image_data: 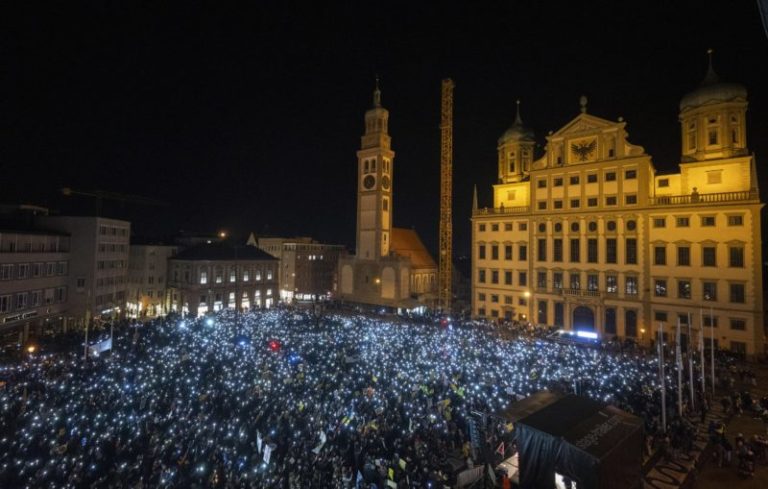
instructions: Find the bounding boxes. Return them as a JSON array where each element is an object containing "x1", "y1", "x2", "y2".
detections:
[{"x1": 571, "y1": 139, "x2": 597, "y2": 161}]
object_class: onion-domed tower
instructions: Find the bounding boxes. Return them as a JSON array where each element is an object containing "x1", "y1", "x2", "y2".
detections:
[
  {"x1": 498, "y1": 100, "x2": 535, "y2": 183},
  {"x1": 679, "y1": 49, "x2": 748, "y2": 162}
]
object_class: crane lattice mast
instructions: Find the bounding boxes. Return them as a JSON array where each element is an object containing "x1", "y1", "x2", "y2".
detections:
[{"x1": 438, "y1": 79, "x2": 454, "y2": 313}]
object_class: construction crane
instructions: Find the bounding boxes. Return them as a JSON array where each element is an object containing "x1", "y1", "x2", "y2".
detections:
[
  {"x1": 438, "y1": 79, "x2": 454, "y2": 313},
  {"x1": 60, "y1": 187, "x2": 167, "y2": 216}
]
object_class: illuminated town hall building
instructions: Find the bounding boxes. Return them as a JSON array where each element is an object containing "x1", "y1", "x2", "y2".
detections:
[{"x1": 472, "y1": 57, "x2": 764, "y2": 355}]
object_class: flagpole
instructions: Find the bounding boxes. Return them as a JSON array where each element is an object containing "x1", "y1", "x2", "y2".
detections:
[
  {"x1": 688, "y1": 312, "x2": 695, "y2": 412},
  {"x1": 699, "y1": 308, "x2": 705, "y2": 397},
  {"x1": 658, "y1": 322, "x2": 666, "y2": 433},
  {"x1": 710, "y1": 304, "x2": 715, "y2": 395},
  {"x1": 676, "y1": 317, "x2": 683, "y2": 417}
]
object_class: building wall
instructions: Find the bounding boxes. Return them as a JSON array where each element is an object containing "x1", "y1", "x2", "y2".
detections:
[
  {"x1": 472, "y1": 110, "x2": 763, "y2": 355},
  {"x1": 38, "y1": 216, "x2": 131, "y2": 325},
  {"x1": 168, "y1": 258, "x2": 279, "y2": 315},
  {"x1": 0, "y1": 231, "x2": 70, "y2": 343},
  {"x1": 127, "y1": 244, "x2": 178, "y2": 317}
]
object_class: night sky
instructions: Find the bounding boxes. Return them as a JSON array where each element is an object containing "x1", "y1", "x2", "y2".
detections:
[{"x1": 6, "y1": 1, "x2": 768, "y2": 256}]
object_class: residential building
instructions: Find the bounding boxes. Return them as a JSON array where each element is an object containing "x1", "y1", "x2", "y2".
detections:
[
  {"x1": 127, "y1": 241, "x2": 178, "y2": 318},
  {"x1": 254, "y1": 236, "x2": 344, "y2": 302},
  {"x1": 167, "y1": 242, "x2": 278, "y2": 316},
  {"x1": 471, "y1": 56, "x2": 763, "y2": 355},
  {"x1": 0, "y1": 228, "x2": 71, "y2": 344},
  {"x1": 38, "y1": 216, "x2": 131, "y2": 326}
]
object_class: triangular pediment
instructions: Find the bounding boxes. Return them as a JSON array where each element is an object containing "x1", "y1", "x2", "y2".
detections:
[{"x1": 550, "y1": 113, "x2": 622, "y2": 139}]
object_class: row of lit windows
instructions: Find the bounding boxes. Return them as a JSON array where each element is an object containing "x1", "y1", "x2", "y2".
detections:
[
  {"x1": 652, "y1": 215, "x2": 742, "y2": 227},
  {"x1": 197, "y1": 289, "x2": 273, "y2": 304},
  {"x1": 197, "y1": 268, "x2": 274, "y2": 285},
  {"x1": 536, "y1": 169, "x2": 637, "y2": 189},
  {"x1": 653, "y1": 244, "x2": 744, "y2": 267},
  {"x1": 476, "y1": 214, "x2": 744, "y2": 233},
  {"x1": 362, "y1": 158, "x2": 390, "y2": 174},
  {"x1": 0, "y1": 237, "x2": 67, "y2": 253},
  {"x1": 478, "y1": 238, "x2": 639, "y2": 264},
  {"x1": 537, "y1": 194, "x2": 639, "y2": 210},
  {"x1": 0, "y1": 262, "x2": 67, "y2": 280},
  {"x1": 0, "y1": 287, "x2": 66, "y2": 313}
]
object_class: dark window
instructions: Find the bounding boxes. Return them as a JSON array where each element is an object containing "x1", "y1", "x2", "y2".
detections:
[
  {"x1": 702, "y1": 246, "x2": 716, "y2": 266},
  {"x1": 606, "y1": 221, "x2": 616, "y2": 231},
  {"x1": 570, "y1": 222, "x2": 579, "y2": 232},
  {"x1": 553, "y1": 272, "x2": 563, "y2": 289},
  {"x1": 654, "y1": 311, "x2": 668, "y2": 322},
  {"x1": 703, "y1": 282, "x2": 717, "y2": 301},
  {"x1": 491, "y1": 245, "x2": 499, "y2": 260},
  {"x1": 491, "y1": 271, "x2": 499, "y2": 284},
  {"x1": 625, "y1": 310, "x2": 637, "y2": 337},
  {"x1": 587, "y1": 198, "x2": 598, "y2": 207},
  {"x1": 704, "y1": 316, "x2": 718, "y2": 328},
  {"x1": 553, "y1": 177, "x2": 563, "y2": 186},
  {"x1": 570, "y1": 199, "x2": 580, "y2": 208},
  {"x1": 728, "y1": 215, "x2": 744, "y2": 226},
  {"x1": 587, "y1": 239, "x2": 598, "y2": 263},
  {"x1": 537, "y1": 239, "x2": 547, "y2": 261},
  {"x1": 537, "y1": 301, "x2": 548, "y2": 324},
  {"x1": 554, "y1": 222, "x2": 562, "y2": 232},
  {"x1": 569, "y1": 272, "x2": 580, "y2": 289},
  {"x1": 676, "y1": 217, "x2": 690, "y2": 227},
  {"x1": 658, "y1": 178, "x2": 669, "y2": 187},
  {"x1": 625, "y1": 170, "x2": 637, "y2": 179},
  {"x1": 626, "y1": 220, "x2": 636, "y2": 231},
  {"x1": 625, "y1": 195, "x2": 637, "y2": 205},
  {"x1": 553, "y1": 239, "x2": 563, "y2": 262},
  {"x1": 478, "y1": 245, "x2": 486, "y2": 260},
  {"x1": 587, "y1": 174, "x2": 598, "y2": 183},
  {"x1": 538, "y1": 201, "x2": 547, "y2": 210},
  {"x1": 625, "y1": 238, "x2": 637, "y2": 264},
  {"x1": 588, "y1": 222, "x2": 597, "y2": 232},
  {"x1": 504, "y1": 245, "x2": 513, "y2": 260},
  {"x1": 570, "y1": 175, "x2": 579, "y2": 185},
  {"x1": 519, "y1": 271, "x2": 527, "y2": 286},
  {"x1": 605, "y1": 172, "x2": 616, "y2": 181},
  {"x1": 519, "y1": 222, "x2": 527, "y2": 231},
  {"x1": 677, "y1": 246, "x2": 690, "y2": 266},
  {"x1": 653, "y1": 218, "x2": 666, "y2": 228},
  {"x1": 654, "y1": 246, "x2": 666, "y2": 265},
  {"x1": 537, "y1": 179, "x2": 547, "y2": 188},
  {"x1": 678, "y1": 280, "x2": 691, "y2": 299},
  {"x1": 605, "y1": 308, "x2": 617, "y2": 334},
  {"x1": 504, "y1": 271, "x2": 513, "y2": 285},
  {"x1": 701, "y1": 216, "x2": 716, "y2": 227},
  {"x1": 729, "y1": 247, "x2": 744, "y2": 267},
  {"x1": 537, "y1": 272, "x2": 547, "y2": 289},
  {"x1": 519, "y1": 245, "x2": 527, "y2": 261},
  {"x1": 606, "y1": 196, "x2": 617, "y2": 206},
  {"x1": 554, "y1": 302, "x2": 564, "y2": 327},
  {"x1": 655, "y1": 279, "x2": 667, "y2": 297},
  {"x1": 538, "y1": 223, "x2": 546, "y2": 233},
  {"x1": 729, "y1": 283, "x2": 745, "y2": 303},
  {"x1": 606, "y1": 239, "x2": 617, "y2": 264},
  {"x1": 730, "y1": 319, "x2": 746, "y2": 331},
  {"x1": 570, "y1": 239, "x2": 580, "y2": 262},
  {"x1": 491, "y1": 224, "x2": 499, "y2": 231},
  {"x1": 478, "y1": 270, "x2": 486, "y2": 283},
  {"x1": 554, "y1": 200, "x2": 563, "y2": 209},
  {"x1": 587, "y1": 274, "x2": 598, "y2": 291}
]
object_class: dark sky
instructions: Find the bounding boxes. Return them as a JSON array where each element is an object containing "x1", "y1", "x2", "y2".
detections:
[{"x1": 5, "y1": 1, "x2": 768, "y2": 256}]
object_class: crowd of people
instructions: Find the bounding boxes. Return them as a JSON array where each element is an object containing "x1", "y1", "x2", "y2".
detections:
[{"x1": 0, "y1": 308, "x2": 731, "y2": 488}]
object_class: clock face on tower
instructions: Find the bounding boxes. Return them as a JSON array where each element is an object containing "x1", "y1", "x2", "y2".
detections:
[
  {"x1": 363, "y1": 175, "x2": 376, "y2": 190},
  {"x1": 381, "y1": 175, "x2": 391, "y2": 190}
]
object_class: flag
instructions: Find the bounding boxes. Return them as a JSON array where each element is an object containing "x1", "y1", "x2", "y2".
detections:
[{"x1": 496, "y1": 441, "x2": 505, "y2": 456}]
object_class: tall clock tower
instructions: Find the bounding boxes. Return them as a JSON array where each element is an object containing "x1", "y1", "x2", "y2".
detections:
[{"x1": 356, "y1": 81, "x2": 395, "y2": 260}]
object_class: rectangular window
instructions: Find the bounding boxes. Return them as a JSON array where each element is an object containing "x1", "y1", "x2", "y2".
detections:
[
  {"x1": 653, "y1": 218, "x2": 666, "y2": 228},
  {"x1": 625, "y1": 276, "x2": 638, "y2": 295},
  {"x1": 655, "y1": 279, "x2": 667, "y2": 297},
  {"x1": 553, "y1": 200, "x2": 563, "y2": 209},
  {"x1": 1, "y1": 264, "x2": 13, "y2": 280},
  {"x1": 704, "y1": 316, "x2": 718, "y2": 328},
  {"x1": 478, "y1": 270, "x2": 486, "y2": 283},
  {"x1": 569, "y1": 199, "x2": 580, "y2": 209},
  {"x1": 491, "y1": 271, "x2": 499, "y2": 284},
  {"x1": 625, "y1": 169, "x2": 637, "y2": 179},
  {"x1": 519, "y1": 222, "x2": 527, "y2": 231},
  {"x1": 625, "y1": 238, "x2": 637, "y2": 264},
  {"x1": 587, "y1": 197, "x2": 598, "y2": 207},
  {"x1": 731, "y1": 341, "x2": 747, "y2": 355},
  {"x1": 537, "y1": 179, "x2": 547, "y2": 188},
  {"x1": 17, "y1": 264, "x2": 28, "y2": 279},
  {"x1": 491, "y1": 245, "x2": 499, "y2": 260},
  {"x1": 702, "y1": 246, "x2": 716, "y2": 266},
  {"x1": 701, "y1": 216, "x2": 716, "y2": 227},
  {"x1": 553, "y1": 272, "x2": 563, "y2": 290},
  {"x1": 504, "y1": 295, "x2": 512, "y2": 305},
  {"x1": 569, "y1": 238, "x2": 580, "y2": 262},
  {"x1": 676, "y1": 217, "x2": 690, "y2": 227},
  {"x1": 655, "y1": 311, "x2": 668, "y2": 322},
  {"x1": 553, "y1": 239, "x2": 563, "y2": 262},
  {"x1": 504, "y1": 223, "x2": 512, "y2": 231},
  {"x1": 537, "y1": 271, "x2": 547, "y2": 289},
  {"x1": 537, "y1": 201, "x2": 547, "y2": 210},
  {"x1": 587, "y1": 174, "x2": 597, "y2": 183},
  {"x1": 605, "y1": 196, "x2": 617, "y2": 206},
  {"x1": 587, "y1": 239, "x2": 598, "y2": 263},
  {"x1": 479, "y1": 224, "x2": 486, "y2": 232},
  {"x1": 504, "y1": 245, "x2": 512, "y2": 260},
  {"x1": 478, "y1": 307, "x2": 486, "y2": 316},
  {"x1": 569, "y1": 272, "x2": 580, "y2": 290},
  {"x1": 730, "y1": 319, "x2": 746, "y2": 331},
  {"x1": 491, "y1": 294, "x2": 499, "y2": 303},
  {"x1": 727, "y1": 215, "x2": 744, "y2": 226},
  {"x1": 200, "y1": 271, "x2": 208, "y2": 284},
  {"x1": 625, "y1": 194, "x2": 637, "y2": 205},
  {"x1": 504, "y1": 271, "x2": 512, "y2": 285},
  {"x1": 729, "y1": 247, "x2": 744, "y2": 267},
  {"x1": 537, "y1": 239, "x2": 547, "y2": 261},
  {"x1": 537, "y1": 300, "x2": 548, "y2": 324},
  {"x1": 606, "y1": 238, "x2": 617, "y2": 264},
  {"x1": 570, "y1": 175, "x2": 580, "y2": 185},
  {"x1": 0, "y1": 295, "x2": 10, "y2": 312},
  {"x1": 605, "y1": 172, "x2": 616, "y2": 182},
  {"x1": 16, "y1": 293, "x2": 27, "y2": 310},
  {"x1": 658, "y1": 178, "x2": 669, "y2": 187},
  {"x1": 703, "y1": 281, "x2": 717, "y2": 301},
  {"x1": 678, "y1": 280, "x2": 691, "y2": 299},
  {"x1": 553, "y1": 177, "x2": 563, "y2": 186},
  {"x1": 729, "y1": 283, "x2": 745, "y2": 303},
  {"x1": 654, "y1": 246, "x2": 666, "y2": 265},
  {"x1": 677, "y1": 246, "x2": 690, "y2": 266},
  {"x1": 587, "y1": 274, "x2": 598, "y2": 291},
  {"x1": 606, "y1": 275, "x2": 617, "y2": 293},
  {"x1": 491, "y1": 223, "x2": 499, "y2": 231},
  {"x1": 519, "y1": 245, "x2": 527, "y2": 261},
  {"x1": 519, "y1": 271, "x2": 527, "y2": 287}
]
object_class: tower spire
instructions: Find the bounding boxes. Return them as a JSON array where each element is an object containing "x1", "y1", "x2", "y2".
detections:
[
  {"x1": 373, "y1": 75, "x2": 382, "y2": 107},
  {"x1": 702, "y1": 48, "x2": 719, "y2": 85},
  {"x1": 514, "y1": 99, "x2": 523, "y2": 125},
  {"x1": 472, "y1": 184, "x2": 478, "y2": 211}
]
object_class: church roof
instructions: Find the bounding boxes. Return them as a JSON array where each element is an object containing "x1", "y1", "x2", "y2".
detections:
[
  {"x1": 390, "y1": 228, "x2": 437, "y2": 270},
  {"x1": 173, "y1": 242, "x2": 278, "y2": 262},
  {"x1": 498, "y1": 100, "x2": 534, "y2": 145},
  {"x1": 680, "y1": 51, "x2": 747, "y2": 111}
]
